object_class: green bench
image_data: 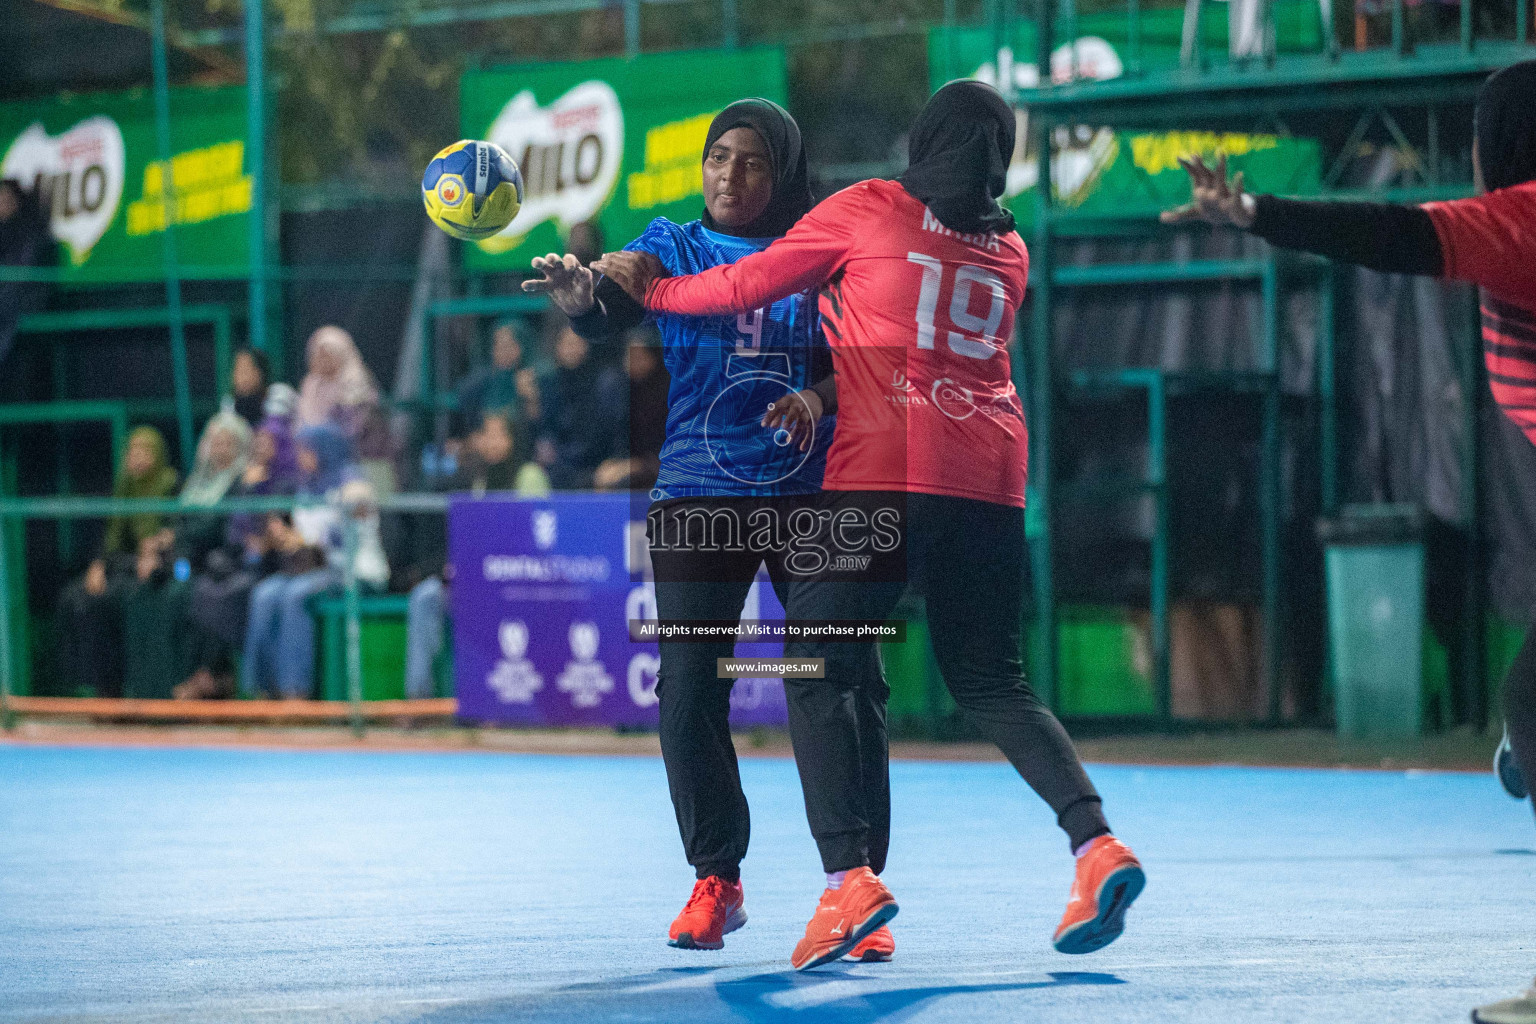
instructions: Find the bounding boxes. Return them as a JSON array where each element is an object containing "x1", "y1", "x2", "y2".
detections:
[{"x1": 309, "y1": 592, "x2": 452, "y2": 701}]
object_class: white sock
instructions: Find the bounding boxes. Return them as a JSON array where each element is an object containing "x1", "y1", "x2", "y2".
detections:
[{"x1": 825, "y1": 870, "x2": 848, "y2": 890}]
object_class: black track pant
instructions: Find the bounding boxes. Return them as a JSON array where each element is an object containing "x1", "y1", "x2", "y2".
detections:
[
  {"x1": 785, "y1": 491, "x2": 1109, "y2": 872},
  {"x1": 648, "y1": 496, "x2": 890, "y2": 882},
  {"x1": 1502, "y1": 624, "x2": 1536, "y2": 821}
]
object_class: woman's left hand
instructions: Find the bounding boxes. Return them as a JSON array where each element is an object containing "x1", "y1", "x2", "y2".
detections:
[
  {"x1": 591, "y1": 251, "x2": 668, "y2": 304},
  {"x1": 1160, "y1": 154, "x2": 1257, "y2": 228}
]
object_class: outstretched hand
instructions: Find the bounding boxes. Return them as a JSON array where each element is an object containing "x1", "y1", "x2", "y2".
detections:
[
  {"x1": 522, "y1": 253, "x2": 596, "y2": 315},
  {"x1": 591, "y1": 251, "x2": 668, "y2": 304},
  {"x1": 761, "y1": 388, "x2": 824, "y2": 452},
  {"x1": 1160, "y1": 154, "x2": 1258, "y2": 229}
]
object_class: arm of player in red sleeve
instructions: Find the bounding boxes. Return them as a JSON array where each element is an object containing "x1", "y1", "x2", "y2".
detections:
[
  {"x1": 1422, "y1": 184, "x2": 1536, "y2": 298},
  {"x1": 644, "y1": 187, "x2": 861, "y2": 315}
]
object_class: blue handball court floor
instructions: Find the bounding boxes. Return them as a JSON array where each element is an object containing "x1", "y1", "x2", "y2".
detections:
[{"x1": 1, "y1": 743, "x2": 1533, "y2": 1024}]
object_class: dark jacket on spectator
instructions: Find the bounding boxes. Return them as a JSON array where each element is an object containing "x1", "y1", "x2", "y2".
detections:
[{"x1": 539, "y1": 358, "x2": 627, "y2": 489}]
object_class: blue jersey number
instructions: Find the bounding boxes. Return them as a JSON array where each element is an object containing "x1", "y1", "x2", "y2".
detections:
[{"x1": 735, "y1": 308, "x2": 765, "y2": 356}]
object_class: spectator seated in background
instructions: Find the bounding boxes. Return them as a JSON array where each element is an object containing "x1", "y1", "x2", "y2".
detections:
[
  {"x1": 176, "y1": 391, "x2": 303, "y2": 699},
  {"x1": 0, "y1": 178, "x2": 56, "y2": 372},
  {"x1": 56, "y1": 426, "x2": 178, "y2": 697},
  {"x1": 296, "y1": 324, "x2": 396, "y2": 496},
  {"x1": 452, "y1": 319, "x2": 540, "y2": 461},
  {"x1": 248, "y1": 382, "x2": 300, "y2": 497},
  {"x1": 121, "y1": 412, "x2": 251, "y2": 699},
  {"x1": 166, "y1": 411, "x2": 253, "y2": 562},
  {"x1": 402, "y1": 412, "x2": 549, "y2": 701},
  {"x1": 535, "y1": 325, "x2": 627, "y2": 490},
  {"x1": 453, "y1": 412, "x2": 550, "y2": 498},
  {"x1": 240, "y1": 424, "x2": 388, "y2": 700},
  {"x1": 219, "y1": 384, "x2": 300, "y2": 574},
  {"x1": 593, "y1": 334, "x2": 669, "y2": 492},
  {"x1": 229, "y1": 347, "x2": 271, "y2": 430}
]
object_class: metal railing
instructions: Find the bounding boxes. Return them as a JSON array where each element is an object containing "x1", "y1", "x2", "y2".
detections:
[{"x1": 0, "y1": 492, "x2": 449, "y2": 737}]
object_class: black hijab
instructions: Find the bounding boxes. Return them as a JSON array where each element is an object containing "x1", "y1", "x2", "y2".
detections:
[
  {"x1": 700, "y1": 98, "x2": 814, "y2": 238},
  {"x1": 900, "y1": 80, "x2": 1017, "y2": 236},
  {"x1": 1476, "y1": 60, "x2": 1536, "y2": 192}
]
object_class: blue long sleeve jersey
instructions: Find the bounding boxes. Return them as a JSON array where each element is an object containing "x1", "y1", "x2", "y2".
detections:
[{"x1": 591, "y1": 217, "x2": 832, "y2": 500}]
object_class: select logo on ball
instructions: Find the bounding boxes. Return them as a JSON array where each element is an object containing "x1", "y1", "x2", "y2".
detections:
[{"x1": 437, "y1": 175, "x2": 466, "y2": 207}]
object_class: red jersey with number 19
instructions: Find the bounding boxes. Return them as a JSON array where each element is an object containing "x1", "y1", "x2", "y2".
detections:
[{"x1": 644, "y1": 179, "x2": 1031, "y2": 508}]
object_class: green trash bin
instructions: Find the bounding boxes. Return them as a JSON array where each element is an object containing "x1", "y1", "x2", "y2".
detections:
[{"x1": 1318, "y1": 504, "x2": 1427, "y2": 739}]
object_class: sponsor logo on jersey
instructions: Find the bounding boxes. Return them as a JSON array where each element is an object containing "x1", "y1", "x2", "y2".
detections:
[
  {"x1": 885, "y1": 368, "x2": 929, "y2": 407},
  {"x1": 931, "y1": 378, "x2": 978, "y2": 420}
]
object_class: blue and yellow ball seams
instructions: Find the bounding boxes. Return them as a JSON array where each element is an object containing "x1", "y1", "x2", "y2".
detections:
[{"x1": 422, "y1": 140, "x2": 523, "y2": 241}]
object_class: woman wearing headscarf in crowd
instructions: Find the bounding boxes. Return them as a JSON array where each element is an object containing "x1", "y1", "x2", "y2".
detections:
[
  {"x1": 229, "y1": 348, "x2": 271, "y2": 430},
  {"x1": 297, "y1": 326, "x2": 379, "y2": 434},
  {"x1": 596, "y1": 81, "x2": 1145, "y2": 969},
  {"x1": 178, "y1": 387, "x2": 303, "y2": 700},
  {"x1": 223, "y1": 383, "x2": 300, "y2": 559},
  {"x1": 522, "y1": 97, "x2": 892, "y2": 962},
  {"x1": 169, "y1": 411, "x2": 252, "y2": 559},
  {"x1": 239, "y1": 423, "x2": 387, "y2": 700},
  {"x1": 55, "y1": 426, "x2": 179, "y2": 696},
  {"x1": 452, "y1": 318, "x2": 539, "y2": 446},
  {"x1": 295, "y1": 324, "x2": 396, "y2": 495},
  {"x1": 119, "y1": 412, "x2": 250, "y2": 698},
  {"x1": 1159, "y1": 60, "x2": 1536, "y2": 1024}
]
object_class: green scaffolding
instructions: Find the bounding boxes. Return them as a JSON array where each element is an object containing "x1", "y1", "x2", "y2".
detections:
[{"x1": 1015, "y1": 0, "x2": 1532, "y2": 726}]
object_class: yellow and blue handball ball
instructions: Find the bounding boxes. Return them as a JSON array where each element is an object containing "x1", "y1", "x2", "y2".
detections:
[{"x1": 422, "y1": 140, "x2": 522, "y2": 241}]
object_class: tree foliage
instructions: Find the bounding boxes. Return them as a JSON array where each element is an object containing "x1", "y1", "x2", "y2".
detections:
[{"x1": 54, "y1": 0, "x2": 974, "y2": 183}]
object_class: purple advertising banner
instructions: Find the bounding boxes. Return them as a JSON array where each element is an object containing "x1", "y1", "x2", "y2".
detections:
[{"x1": 449, "y1": 493, "x2": 788, "y2": 727}]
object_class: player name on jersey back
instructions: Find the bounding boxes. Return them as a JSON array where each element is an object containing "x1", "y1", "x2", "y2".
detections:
[{"x1": 815, "y1": 180, "x2": 1031, "y2": 508}]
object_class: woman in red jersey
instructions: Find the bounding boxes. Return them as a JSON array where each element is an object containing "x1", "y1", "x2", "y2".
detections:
[
  {"x1": 1161, "y1": 60, "x2": 1536, "y2": 1024},
  {"x1": 597, "y1": 80, "x2": 1145, "y2": 971}
]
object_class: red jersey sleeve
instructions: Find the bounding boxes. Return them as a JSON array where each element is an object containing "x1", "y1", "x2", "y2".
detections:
[
  {"x1": 644, "y1": 185, "x2": 867, "y2": 315},
  {"x1": 1422, "y1": 182, "x2": 1536, "y2": 302}
]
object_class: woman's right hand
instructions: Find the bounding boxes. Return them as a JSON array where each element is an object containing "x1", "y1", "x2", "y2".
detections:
[{"x1": 521, "y1": 253, "x2": 596, "y2": 315}]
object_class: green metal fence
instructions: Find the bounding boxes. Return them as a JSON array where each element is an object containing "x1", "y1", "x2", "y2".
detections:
[{"x1": 0, "y1": 492, "x2": 448, "y2": 736}]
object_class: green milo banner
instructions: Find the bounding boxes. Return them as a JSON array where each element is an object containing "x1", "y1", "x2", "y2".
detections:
[
  {"x1": 0, "y1": 86, "x2": 251, "y2": 282},
  {"x1": 460, "y1": 48, "x2": 787, "y2": 269},
  {"x1": 929, "y1": 19, "x2": 1322, "y2": 230}
]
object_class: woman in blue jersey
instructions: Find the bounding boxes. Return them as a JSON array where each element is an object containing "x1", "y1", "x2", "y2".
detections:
[{"x1": 524, "y1": 100, "x2": 893, "y2": 960}]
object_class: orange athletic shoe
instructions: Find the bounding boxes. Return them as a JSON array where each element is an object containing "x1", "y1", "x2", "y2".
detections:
[
  {"x1": 842, "y1": 924, "x2": 895, "y2": 962},
  {"x1": 790, "y1": 867, "x2": 900, "y2": 971},
  {"x1": 1052, "y1": 835, "x2": 1145, "y2": 954},
  {"x1": 668, "y1": 875, "x2": 746, "y2": 950}
]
